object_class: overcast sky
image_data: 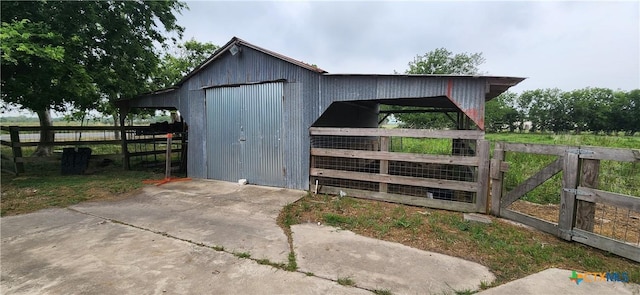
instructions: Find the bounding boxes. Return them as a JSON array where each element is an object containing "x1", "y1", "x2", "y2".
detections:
[{"x1": 177, "y1": 0, "x2": 639, "y2": 93}]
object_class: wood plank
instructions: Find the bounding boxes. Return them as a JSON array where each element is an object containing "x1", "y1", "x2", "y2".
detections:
[
  {"x1": 578, "y1": 146, "x2": 640, "y2": 162},
  {"x1": 309, "y1": 127, "x2": 484, "y2": 139},
  {"x1": 571, "y1": 229, "x2": 640, "y2": 263},
  {"x1": 0, "y1": 140, "x2": 12, "y2": 147},
  {"x1": 316, "y1": 185, "x2": 477, "y2": 212},
  {"x1": 310, "y1": 168, "x2": 478, "y2": 192},
  {"x1": 9, "y1": 126, "x2": 24, "y2": 174},
  {"x1": 476, "y1": 139, "x2": 490, "y2": 213},
  {"x1": 500, "y1": 209, "x2": 558, "y2": 236},
  {"x1": 128, "y1": 148, "x2": 182, "y2": 157},
  {"x1": 1, "y1": 126, "x2": 151, "y2": 132},
  {"x1": 576, "y1": 159, "x2": 599, "y2": 231},
  {"x1": 379, "y1": 136, "x2": 389, "y2": 193},
  {"x1": 310, "y1": 148, "x2": 479, "y2": 166},
  {"x1": 502, "y1": 142, "x2": 574, "y2": 156},
  {"x1": 577, "y1": 187, "x2": 640, "y2": 213},
  {"x1": 501, "y1": 157, "x2": 563, "y2": 207},
  {"x1": 490, "y1": 143, "x2": 505, "y2": 216},
  {"x1": 558, "y1": 151, "x2": 580, "y2": 240}
]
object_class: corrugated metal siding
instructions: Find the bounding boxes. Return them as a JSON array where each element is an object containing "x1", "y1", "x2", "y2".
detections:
[
  {"x1": 179, "y1": 46, "x2": 321, "y2": 189},
  {"x1": 206, "y1": 87, "x2": 242, "y2": 182},
  {"x1": 319, "y1": 75, "x2": 487, "y2": 129},
  {"x1": 185, "y1": 88, "x2": 207, "y2": 178},
  {"x1": 205, "y1": 83, "x2": 285, "y2": 187},
  {"x1": 241, "y1": 82, "x2": 284, "y2": 186}
]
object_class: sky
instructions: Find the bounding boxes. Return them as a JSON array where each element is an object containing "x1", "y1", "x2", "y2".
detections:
[
  {"x1": 3, "y1": 1, "x2": 639, "y2": 117},
  {"x1": 176, "y1": 0, "x2": 640, "y2": 93}
]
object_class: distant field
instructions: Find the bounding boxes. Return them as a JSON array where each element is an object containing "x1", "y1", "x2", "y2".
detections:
[{"x1": 391, "y1": 132, "x2": 639, "y2": 204}]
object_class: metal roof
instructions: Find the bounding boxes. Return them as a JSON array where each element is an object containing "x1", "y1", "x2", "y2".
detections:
[
  {"x1": 323, "y1": 74, "x2": 525, "y2": 100},
  {"x1": 176, "y1": 37, "x2": 327, "y2": 87}
]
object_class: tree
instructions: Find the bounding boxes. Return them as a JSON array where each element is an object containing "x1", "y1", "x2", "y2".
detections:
[
  {"x1": 406, "y1": 48, "x2": 485, "y2": 75},
  {"x1": 393, "y1": 48, "x2": 485, "y2": 129},
  {"x1": 153, "y1": 38, "x2": 219, "y2": 89},
  {"x1": 485, "y1": 92, "x2": 519, "y2": 132},
  {"x1": 1, "y1": 1, "x2": 185, "y2": 156}
]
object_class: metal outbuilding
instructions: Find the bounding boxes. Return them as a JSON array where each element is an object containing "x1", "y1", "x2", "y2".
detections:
[{"x1": 117, "y1": 37, "x2": 524, "y2": 191}]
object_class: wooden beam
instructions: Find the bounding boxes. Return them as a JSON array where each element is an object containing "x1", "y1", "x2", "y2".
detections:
[
  {"x1": 310, "y1": 148, "x2": 479, "y2": 166},
  {"x1": 310, "y1": 168, "x2": 478, "y2": 192},
  {"x1": 500, "y1": 209, "x2": 558, "y2": 236},
  {"x1": 576, "y1": 159, "x2": 599, "y2": 231},
  {"x1": 9, "y1": 126, "x2": 24, "y2": 174},
  {"x1": 576, "y1": 187, "x2": 640, "y2": 213},
  {"x1": 572, "y1": 229, "x2": 640, "y2": 263},
  {"x1": 476, "y1": 139, "x2": 490, "y2": 213},
  {"x1": 309, "y1": 127, "x2": 484, "y2": 139},
  {"x1": 558, "y1": 151, "x2": 580, "y2": 240},
  {"x1": 501, "y1": 157, "x2": 563, "y2": 207},
  {"x1": 578, "y1": 146, "x2": 640, "y2": 162},
  {"x1": 502, "y1": 143, "x2": 574, "y2": 156},
  {"x1": 316, "y1": 185, "x2": 477, "y2": 212},
  {"x1": 379, "y1": 136, "x2": 389, "y2": 193},
  {"x1": 490, "y1": 143, "x2": 505, "y2": 216}
]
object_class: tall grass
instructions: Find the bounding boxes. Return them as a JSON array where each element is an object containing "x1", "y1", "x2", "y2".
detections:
[
  {"x1": 387, "y1": 133, "x2": 639, "y2": 204},
  {"x1": 488, "y1": 133, "x2": 640, "y2": 204}
]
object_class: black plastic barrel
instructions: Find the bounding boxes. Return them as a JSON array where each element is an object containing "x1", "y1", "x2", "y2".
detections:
[{"x1": 61, "y1": 147, "x2": 92, "y2": 175}]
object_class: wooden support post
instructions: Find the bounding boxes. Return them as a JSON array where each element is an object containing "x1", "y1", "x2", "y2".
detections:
[
  {"x1": 558, "y1": 150, "x2": 579, "y2": 240},
  {"x1": 379, "y1": 136, "x2": 389, "y2": 193},
  {"x1": 119, "y1": 110, "x2": 130, "y2": 170},
  {"x1": 490, "y1": 142, "x2": 505, "y2": 216},
  {"x1": 9, "y1": 126, "x2": 25, "y2": 174},
  {"x1": 576, "y1": 158, "x2": 599, "y2": 232},
  {"x1": 476, "y1": 139, "x2": 490, "y2": 213}
]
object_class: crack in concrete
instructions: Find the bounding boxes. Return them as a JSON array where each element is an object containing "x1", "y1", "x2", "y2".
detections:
[{"x1": 68, "y1": 207, "x2": 379, "y2": 294}]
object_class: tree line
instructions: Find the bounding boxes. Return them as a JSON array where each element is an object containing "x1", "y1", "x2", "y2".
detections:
[
  {"x1": 486, "y1": 88, "x2": 640, "y2": 135},
  {"x1": 395, "y1": 48, "x2": 639, "y2": 136}
]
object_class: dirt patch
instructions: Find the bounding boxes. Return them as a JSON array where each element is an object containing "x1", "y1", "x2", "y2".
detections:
[{"x1": 509, "y1": 200, "x2": 640, "y2": 246}]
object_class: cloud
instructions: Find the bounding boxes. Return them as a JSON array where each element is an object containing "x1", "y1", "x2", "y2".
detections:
[{"x1": 177, "y1": 1, "x2": 640, "y2": 92}]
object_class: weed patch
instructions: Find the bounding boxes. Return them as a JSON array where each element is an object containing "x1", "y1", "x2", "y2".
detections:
[{"x1": 337, "y1": 276, "x2": 356, "y2": 286}]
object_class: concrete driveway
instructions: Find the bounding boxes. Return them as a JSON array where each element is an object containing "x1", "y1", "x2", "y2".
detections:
[{"x1": 5, "y1": 179, "x2": 632, "y2": 294}]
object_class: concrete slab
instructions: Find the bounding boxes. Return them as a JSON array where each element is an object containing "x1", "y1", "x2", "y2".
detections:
[
  {"x1": 1, "y1": 208, "x2": 369, "y2": 295},
  {"x1": 71, "y1": 180, "x2": 304, "y2": 264},
  {"x1": 292, "y1": 223, "x2": 495, "y2": 294},
  {"x1": 477, "y1": 268, "x2": 640, "y2": 295}
]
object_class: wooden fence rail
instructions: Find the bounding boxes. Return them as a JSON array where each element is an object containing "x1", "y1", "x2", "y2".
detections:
[
  {"x1": 309, "y1": 127, "x2": 489, "y2": 213},
  {"x1": 1, "y1": 125, "x2": 185, "y2": 174},
  {"x1": 490, "y1": 142, "x2": 640, "y2": 262}
]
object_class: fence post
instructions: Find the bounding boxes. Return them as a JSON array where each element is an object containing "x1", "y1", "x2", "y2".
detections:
[
  {"x1": 9, "y1": 126, "x2": 25, "y2": 174},
  {"x1": 119, "y1": 114, "x2": 130, "y2": 170},
  {"x1": 490, "y1": 142, "x2": 504, "y2": 216},
  {"x1": 476, "y1": 139, "x2": 490, "y2": 213},
  {"x1": 558, "y1": 150, "x2": 579, "y2": 240},
  {"x1": 576, "y1": 158, "x2": 599, "y2": 231},
  {"x1": 379, "y1": 136, "x2": 389, "y2": 193}
]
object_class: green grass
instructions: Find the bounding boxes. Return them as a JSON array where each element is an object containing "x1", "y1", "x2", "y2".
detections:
[
  {"x1": 388, "y1": 133, "x2": 640, "y2": 204},
  {"x1": 337, "y1": 276, "x2": 356, "y2": 286},
  {"x1": 280, "y1": 193, "x2": 640, "y2": 286},
  {"x1": 1, "y1": 159, "x2": 161, "y2": 216},
  {"x1": 233, "y1": 252, "x2": 251, "y2": 259},
  {"x1": 373, "y1": 289, "x2": 393, "y2": 295}
]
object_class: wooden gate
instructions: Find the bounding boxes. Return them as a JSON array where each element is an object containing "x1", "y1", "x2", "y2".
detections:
[
  {"x1": 490, "y1": 142, "x2": 640, "y2": 262},
  {"x1": 309, "y1": 127, "x2": 490, "y2": 213}
]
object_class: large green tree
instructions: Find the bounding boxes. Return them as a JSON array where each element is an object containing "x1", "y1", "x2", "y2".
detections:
[
  {"x1": 1, "y1": 0, "x2": 185, "y2": 155},
  {"x1": 154, "y1": 38, "x2": 219, "y2": 89},
  {"x1": 393, "y1": 48, "x2": 485, "y2": 129}
]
